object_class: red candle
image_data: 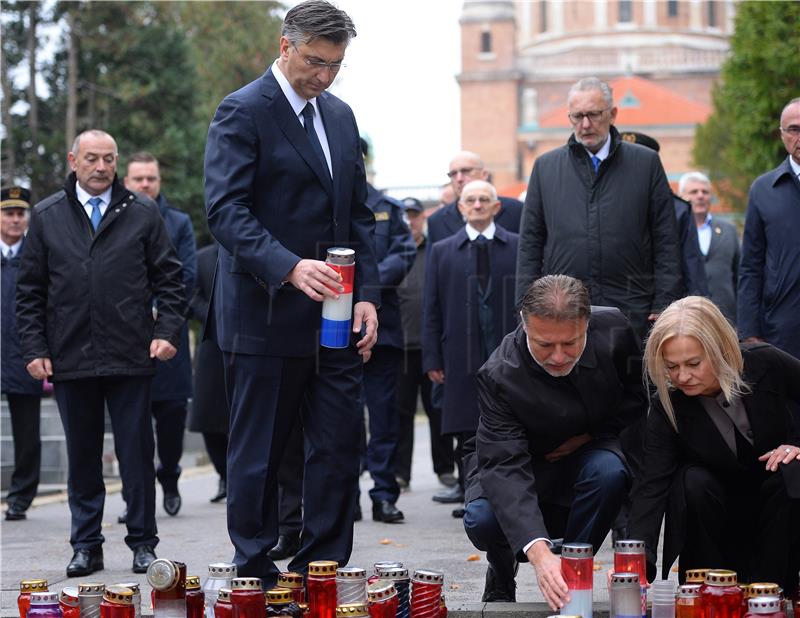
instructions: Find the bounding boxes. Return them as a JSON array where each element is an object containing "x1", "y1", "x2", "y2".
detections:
[
  {"x1": 743, "y1": 595, "x2": 786, "y2": 618},
  {"x1": 215, "y1": 589, "x2": 233, "y2": 618},
  {"x1": 100, "y1": 586, "x2": 135, "y2": 618},
  {"x1": 230, "y1": 578, "x2": 265, "y2": 618},
  {"x1": 699, "y1": 570, "x2": 743, "y2": 618},
  {"x1": 308, "y1": 561, "x2": 338, "y2": 618},
  {"x1": 277, "y1": 573, "x2": 306, "y2": 605},
  {"x1": 19, "y1": 580, "x2": 49, "y2": 618},
  {"x1": 614, "y1": 540, "x2": 648, "y2": 586},
  {"x1": 186, "y1": 576, "x2": 205, "y2": 618},
  {"x1": 367, "y1": 580, "x2": 397, "y2": 618},
  {"x1": 410, "y1": 570, "x2": 443, "y2": 618},
  {"x1": 59, "y1": 587, "x2": 80, "y2": 618},
  {"x1": 677, "y1": 584, "x2": 703, "y2": 618}
]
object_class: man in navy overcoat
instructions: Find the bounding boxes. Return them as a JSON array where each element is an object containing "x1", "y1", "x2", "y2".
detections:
[{"x1": 203, "y1": 0, "x2": 379, "y2": 585}]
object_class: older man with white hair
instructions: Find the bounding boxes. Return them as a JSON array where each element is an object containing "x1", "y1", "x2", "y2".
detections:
[{"x1": 679, "y1": 171, "x2": 740, "y2": 324}]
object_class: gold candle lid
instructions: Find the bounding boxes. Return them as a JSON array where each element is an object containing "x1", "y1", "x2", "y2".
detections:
[
  {"x1": 685, "y1": 568, "x2": 710, "y2": 583},
  {"x1": 103, "y1": 586, "x2": 134, "y2": 605},
  {"x1": 231, "y1": 577, "x2": 262, "y2": 591},
  {"x1": 335, "y1": 604, "x2": 369, "y2": 618},
  {"x1": 20, "y1": 580, "x2": 49, "y2": 593},
  {"x1": 749, "y1": 583, "x2": 780, "y2": 597},
  {"x1": 267, "y1": 589, "x2": 294, "y2": 604},
  {"x1": 704, "y1": 570, "x2": 738, "y2": 586},
  {"x1": 78, "y1": 583, "x2": 105, "y2": 595},
  {"x1": 186, "y1": 576, "x2": 201, "y2": 591},
  {"x1": 367, "y1": 580, "x2": 396, "y2": 603},
  {"x1": 308, "y1": 561, "x2": 338, "y2": 576},
  {"x1": 278, "y1": 572, "x2": 304, "y2": 589},
  {"x1": 217, "y1": 589, "x2": 232, "y2": 602},
  {"x1": 298, "y1": 603, "x2": 310, "y2": 615},
  {"x1": 115, "y1": 582, "x2": 140, "y2": 594}
]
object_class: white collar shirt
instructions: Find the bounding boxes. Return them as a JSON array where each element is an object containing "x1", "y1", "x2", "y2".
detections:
[
  {"x1": 465, "y1": 221, "x2": 496, "y2": 241},
  {"x1": 76, "y1": 182, "x2": 112, "y2": 219}
]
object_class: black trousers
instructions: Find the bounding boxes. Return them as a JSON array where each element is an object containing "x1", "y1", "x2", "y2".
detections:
[
  {"x1": 54, "y1": 376, "x2": 158, "y2": 550},
  {"x1": 223, "y1": 348, "x2": 362, "y2": 584},
  {"x1": 5, "y1": 393, "x2": 42, "y2": 510},
  {"x1": 680, "y1": 464, "x2": 800, "y2": 592},
  {"x1": 203, "y1": 432, "x2": 228, "y2": 480},
  {"x1": 277, "y1": 413, "x2": 304, "y2": 538},
  {"x1": 151, "y1": 398, "x2": 187, "y2": 492},
  {"x1": 394, "y1": 349, "x2": 454, "y2": 481}
]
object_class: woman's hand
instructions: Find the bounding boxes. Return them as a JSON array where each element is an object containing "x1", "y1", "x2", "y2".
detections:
[{"x1": 758, "y1": 444, "x2": 800, "y2": 471}]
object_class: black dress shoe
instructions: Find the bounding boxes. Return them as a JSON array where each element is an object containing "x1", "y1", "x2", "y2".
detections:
[
  {"x1": 5, "y1": 505, "x2": 27, "y2": 521},
  {"x1": 117, "y1": 508, "x2": 127, "y2": 524},
  {"x1": 66, "y1": 547, "x2": 104, "y2": 577},
  {"x1": 451, "y1": 507, "x2": 465, "y2": 518},
  {"x1": 132, "y1": 545, "x2": 157, "y2": 573},
  {"x1": 432, "y1": 485, "x2": 464, "y2": 504},
  {"x1": 210, "y1": 479, "x2": 227, "y2": 503},
  {"x1": 372, "y1": 500, "x2": 404, "y2": 523},
  {"x1": 481, "y1": 563, "x2": 517, "y2": 602},
  {"x1": 267, "y1": 534, "x2": 300, "y2": 560},
  {"x1": 163, "y1": 490, "x2": 181, "y2": 516}
]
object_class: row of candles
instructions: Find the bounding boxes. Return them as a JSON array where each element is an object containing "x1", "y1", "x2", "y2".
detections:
[
  {"x1": 17, "y1": 559, "x2": 445, "y2": 618},
  {"x1": 557, "y1": 539, "x2": 797, "y2": 618}
]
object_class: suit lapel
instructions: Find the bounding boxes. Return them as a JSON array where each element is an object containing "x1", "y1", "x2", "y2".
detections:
[
  {"x1": 317, "y1": 94, "x2": 342, "y2": 215},
  {"x1": 444, "y1": 203, "x2": 464, "y2": 236},
  {"x1": 261, "y1": 70, "x2": 334, "y2": 199},
  {"x1": 706, "y1": 217, "x2": 721, "y2": 258}
]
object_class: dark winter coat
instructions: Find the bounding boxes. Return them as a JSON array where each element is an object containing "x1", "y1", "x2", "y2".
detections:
[
  {"x1": 150, "y1": 193, "x2": 197, "y2": 402},
  {"x1": 16, "y1": 174, "x2": 186, "y2": 381},
  {"x1": 516, "y1": 126, "x2": 683, "y2": 338},
  {"x1": 1, "y1": 239, "x2": 43, "y2": 395}
]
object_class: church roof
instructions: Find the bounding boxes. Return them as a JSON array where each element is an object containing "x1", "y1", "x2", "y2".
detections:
[{"x1": 539, "y1": 75, "x2": 711, "y2": 128}]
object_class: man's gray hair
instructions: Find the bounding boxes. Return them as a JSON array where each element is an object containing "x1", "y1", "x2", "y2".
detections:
[
  {"x1": 520, "y1": 275, "x2": 591, "y2": 322},
  {"x1": 678, "y1": 171, "x2": 711, "y2": 196},
  {"x1": 282, "y1": 0, "x2": 356, "y2": 46},
  {"x1": 70, "y1": 129, "x2": 117, "y2": 155},
  {"x1": 567, "y1": 77, "x2": 613, "y2": 107},
  {"x1": 781, "y1": 97, "x2": 800, "y2": 118}
]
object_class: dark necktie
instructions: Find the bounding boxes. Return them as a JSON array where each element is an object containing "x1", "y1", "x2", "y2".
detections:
[
  {"x1": 474, "y1": 234, "x2": 490, "y2": 291},
  {"x1": 301, "y1": 102, "x2": 329, "y2": 175},
  {"x1": 88, "y1": 197, "x2": 103, "y2": 231},
  {"x1": 591, "y1": 155, "x2": 601, "y2": 175}
]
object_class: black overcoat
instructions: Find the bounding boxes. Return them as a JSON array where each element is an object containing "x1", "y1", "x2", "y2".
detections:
[{"x1": 467, "y1": 307, "x2": 646, "y2": 554}]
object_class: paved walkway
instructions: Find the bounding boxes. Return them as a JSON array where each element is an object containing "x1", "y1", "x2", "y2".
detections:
[{"x1": 1, "y1": 419, "x2": 671, "y2": 617}]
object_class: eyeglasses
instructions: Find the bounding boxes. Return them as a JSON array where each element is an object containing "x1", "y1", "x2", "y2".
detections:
[
  {"x1": 461, "y1": 196, "x2": 494, "y2": 205},
  {"x1": 780, "y1": 125, "x2": 800, "y2": 137},
  {"x1": 447, "y1": 166, "x2": 480, "y2": 179},
  {"x1": 292, "y1": 44, "x2": 346, "y2": 73},
  {"x1": 568, "y1": 107, "x2": 611, "y2": 125}
]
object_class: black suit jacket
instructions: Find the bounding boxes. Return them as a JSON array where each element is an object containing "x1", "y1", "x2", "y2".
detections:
[
  {"x1": 468, "y1": 307, "x2": 645, "y2": 553},
  {"x1": 426, "y1": 197, "x2": 523, "y2": 246},
  {"x1": 628, "y1": 343, "x2": 800, "y2": 580},
  {"x1": 204, "y1": 67, "x2": 380, "y2": 357}
]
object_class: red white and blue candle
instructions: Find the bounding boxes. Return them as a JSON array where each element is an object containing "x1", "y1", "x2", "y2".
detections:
[
  {"x1": 561, "y1": 543, "x2": 593, "y2": 618},
  {"x1": 320, "y1": 248, "x2": 355, "y2": 349}
]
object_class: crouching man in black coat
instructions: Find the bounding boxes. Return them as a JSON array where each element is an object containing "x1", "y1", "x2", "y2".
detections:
[
  {"x1": 16, "y1": 130, "x2": 186, "y2": 577},
  {"x1": 463, "y1": 275, "x2": 646, "y2": 609}
]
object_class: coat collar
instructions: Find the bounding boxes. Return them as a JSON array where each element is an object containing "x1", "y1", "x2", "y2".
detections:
[{"x1": 260, "y1": 68, "x2": 335, "y2": 198}]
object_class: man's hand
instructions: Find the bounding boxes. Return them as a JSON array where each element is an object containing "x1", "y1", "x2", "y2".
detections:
[
  {"x1": 287, "y1": 259, "x2": 344, "y2": 302},
  {"x1": 545, "y1": 433, "x2": 592, "y2": 463},
  {"x1": 526, "y1": 540, "x2": 569, "y2": 611},
  {"x1": 427, "y1": 369, "x2": 445, "y2": 384},
  {"x1": 647, "y1": 313, "x2": 660, "y2": 323},
  {"x1": 150, "y1": 339, "x2": 177, "y2": 361},
  {"x1": 26, "y1": 358, "x2": 53, "y2": 380},
  {"x1": 353, "y1": 302, "x2": 378, "y2": 357}
]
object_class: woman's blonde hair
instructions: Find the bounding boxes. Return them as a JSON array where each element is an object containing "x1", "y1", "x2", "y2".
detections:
[{"x1": 644, "y1": 296, "x2": 747, "y2": 430}]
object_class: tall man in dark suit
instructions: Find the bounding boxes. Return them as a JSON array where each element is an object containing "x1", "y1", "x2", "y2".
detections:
[
  {"x1": 203, "y1": 0, "x2": 380, "y2": 584},
  {"x1": 16, "y1": 129, "x2": 186, "y2": 576},
  {"x1": 1, "y1": 187, "x2": 43, "y2": 522},
  {"x1": 679, "y1": 171, "x2": 739, "y2": 324},
  {"x1": 427, "y1": 151, "x2": 523, "y2": 245},
  {"x1": 423, "y1": 180, "x2": 519, "y2": 517},
  {"x1": 123, "y1": 152, "x2": 197, "y2": 519},
  {"x1": 463, "y1": 275, "x2": 646, "y2": 608}
]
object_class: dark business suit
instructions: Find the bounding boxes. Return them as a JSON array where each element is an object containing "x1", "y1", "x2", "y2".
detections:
[
  {"x1": 426, "y1": 197, "x2": 523, "y2": 246},
  {"x1": 702, "y1": 216, "x2": 740, "y2": 325},
  {"x1": 673, "y1": 196, "x2": 709, "y2": 297},
  {"x1": 204, "y1": 66, "x2": 379, "y2": 582},
  {"x1": 628, "y1": 344, "x2": 800, "y2": 590},
  {"x1": 463, "y1": 308, "x2": 645, "y2": 578}
]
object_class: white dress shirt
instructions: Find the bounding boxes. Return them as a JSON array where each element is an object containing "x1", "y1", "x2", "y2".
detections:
[
  {"x1": 272, "y1": 59, "x2": 333, "y2": 177},
  {"x1": 0, "y1": 238, "x2": 22, "y2": 258},
  {"x1": 465, "y1": 221, "x2": 496, "y2": 241},
  {"x1": 697, "y1": 213, "x2": 713, "y2": 256},
  {"x1": 584, "y1": 135, "x2": 611, "y2": 163},
  {"x1": 75, "y1": 182, "x2": 112, "y2": 219}
]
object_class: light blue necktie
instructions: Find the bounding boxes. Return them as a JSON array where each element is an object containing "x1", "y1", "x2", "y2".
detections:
[
  {"x1": 591, "y1": 155, "x2": 601, "y2": 175},
  {"x1": 88, "y1": 197, "x2": 103, "y2": 230}
]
